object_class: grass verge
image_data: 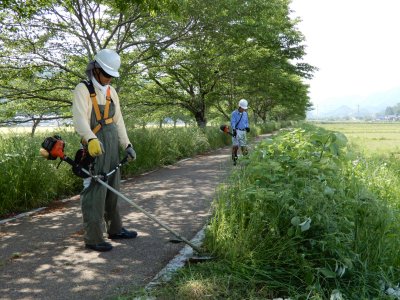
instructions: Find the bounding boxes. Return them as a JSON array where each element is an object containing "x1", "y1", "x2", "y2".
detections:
[{"x1": 138, "y1": 123, "x2": 400, "y2": 299}]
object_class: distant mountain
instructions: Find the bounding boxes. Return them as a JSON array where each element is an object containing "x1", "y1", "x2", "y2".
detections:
[
  {"x1": 327, "y1": 105, "x2": 355, "y2": 118},
  {"x1": 307, "y1": 105, "x2": 375, "y2": 119},
  {"x1": 307, "y1": 86, "x2": 400, "y2": 119}
]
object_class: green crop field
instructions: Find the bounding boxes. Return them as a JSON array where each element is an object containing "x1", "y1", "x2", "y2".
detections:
[{"x1": 315, "y1": 122, "x2": 400, "y2": 157}]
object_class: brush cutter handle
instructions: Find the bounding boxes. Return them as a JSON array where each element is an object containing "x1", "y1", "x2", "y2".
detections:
[
  {"x1": 105, "y1": 155, "x2": 129, "y2": 177},
  {"x1": 63, "y1": 156, "x2": 76, "y2": 166},
  {"x1": 63, "y1": 154, "x2": 130, "y2": 179}
]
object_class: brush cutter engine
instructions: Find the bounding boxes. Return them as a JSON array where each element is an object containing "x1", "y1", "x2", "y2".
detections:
[
  {"x1": 220, "y1": 124, "x2": 233, "y2": 136},
  {"x1": 40, "y1": 135, "x2": 93, "y2": 178},
  {"x1": 41, "y1": 135, "x2": 65, "y2": 160}
]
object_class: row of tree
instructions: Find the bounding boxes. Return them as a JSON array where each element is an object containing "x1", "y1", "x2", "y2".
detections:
[
  {"x1": 0, "y1": 0, "x2": 315, "y2": 133},
  {"x1": 385, "y1": 103, "x2": 400, "y2": 116}
]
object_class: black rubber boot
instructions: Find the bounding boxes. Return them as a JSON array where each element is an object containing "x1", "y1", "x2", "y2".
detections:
[
  {"x1": 232, "y1": 153, "x2": 238, "y2": 166},
  {"x1": 85, "y1": 241, "x2": 113, "y2": 252},
  {"x1": 109, "y1": 228, "x2": 138, "y2": 239}
]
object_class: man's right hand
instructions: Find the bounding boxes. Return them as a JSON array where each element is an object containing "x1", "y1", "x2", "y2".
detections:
[
  {"x1": 88, "y1": 138, "x2": 104, "y2": 157},
  {"x1": 232, "y1": 129, "x2": 237, "y2": 137}
]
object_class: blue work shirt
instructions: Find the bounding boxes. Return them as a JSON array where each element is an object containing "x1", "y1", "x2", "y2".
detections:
[{"x1": 231, "y1": 109, "x2": 249, "y2": 130}]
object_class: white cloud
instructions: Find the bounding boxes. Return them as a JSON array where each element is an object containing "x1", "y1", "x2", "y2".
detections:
[{"x1": 290, "y1": 0, "x2": 400, "y2": 108}]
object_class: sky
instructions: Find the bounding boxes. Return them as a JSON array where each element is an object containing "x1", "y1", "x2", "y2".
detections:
[{"x1": 289, "y1": 0, "x2": 400, "y2": 112}]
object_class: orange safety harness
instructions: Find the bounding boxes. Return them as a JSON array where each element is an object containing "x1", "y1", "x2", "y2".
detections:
[{"x1": 83, "y1": 80, "x2": 114, "y2": 134}]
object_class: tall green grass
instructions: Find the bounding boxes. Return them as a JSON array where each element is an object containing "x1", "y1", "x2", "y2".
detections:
[
  {"x1": 0, "y1": 123, "x2": 280, "y2": 216},
  {"x1": 209, "y1": 124, "x2": 400, "y2": 298},
  {"x1": 147, "y1": 124, "x2": 400, "y2": 299},
  {"x1": 0, "y1": 130, "x2": 82, "y2": 216},
  {"x1": 123, "y1": 127, "x2": 229, "y2": 174}
]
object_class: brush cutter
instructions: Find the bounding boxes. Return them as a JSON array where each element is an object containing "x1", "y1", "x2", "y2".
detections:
[
  {"x1": 40, "y1": 135, "x2": 202, "y2": 253},
  {"x1": 219, "y1": 124, "x2": 233, "y2": 136}
]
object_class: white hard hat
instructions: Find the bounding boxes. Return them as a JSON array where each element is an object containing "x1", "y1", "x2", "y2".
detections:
[
  {"x1": 94, "y1": 49, "x2": 121, "y2": 77},
  {"x1": 238, "y1": 99, "x2": 248, "y2": 109}
]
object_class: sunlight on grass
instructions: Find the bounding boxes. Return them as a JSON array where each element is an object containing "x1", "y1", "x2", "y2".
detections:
[{"x1": 177, "y1": 279, "x2": 215, "y2": 299}]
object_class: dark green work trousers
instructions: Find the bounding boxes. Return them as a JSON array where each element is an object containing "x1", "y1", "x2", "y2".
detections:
[{"x1": 80, "y1": 103, "x2": 123, "y2": 245}]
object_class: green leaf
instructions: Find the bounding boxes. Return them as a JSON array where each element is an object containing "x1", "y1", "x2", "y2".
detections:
[
  {"x1": 333, "y1": 132, "x2": 348, "y2": 147},
  {"x1": 318, "y1": 267, "x2": 336, "y2": 278},
  {"x1": 291, "y1": 216, "x2": 300, "y2": 226}
]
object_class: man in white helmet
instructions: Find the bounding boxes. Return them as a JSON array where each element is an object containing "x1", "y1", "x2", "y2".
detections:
[
  {"x1": 72, "y1": 49, "x2": 138, "y2": 252},
  {"x1": 230, "y1": 99, "x2": 250, "y2": 165}
]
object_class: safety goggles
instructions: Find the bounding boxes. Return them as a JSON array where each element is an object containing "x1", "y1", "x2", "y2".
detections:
[{"x1": 100, "y1": 68, "x2": 113, "y2": 79}]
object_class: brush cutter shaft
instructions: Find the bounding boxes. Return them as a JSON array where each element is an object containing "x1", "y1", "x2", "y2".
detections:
[
  {"x1": 105, "y1": 156, "x2": 128, "y2": 177},
  {"x1": 65, "y1": 157, "x2": 202, "y2": 253}
]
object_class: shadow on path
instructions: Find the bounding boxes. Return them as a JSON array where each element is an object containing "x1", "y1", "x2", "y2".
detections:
[{"x1": 0, "y1": 147, "x2": 233, "y2": 300}]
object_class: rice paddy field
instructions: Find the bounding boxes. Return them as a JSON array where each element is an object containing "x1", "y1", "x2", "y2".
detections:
[{"x1": 315, "y1": 122, "x2": 400, "y2": 157}]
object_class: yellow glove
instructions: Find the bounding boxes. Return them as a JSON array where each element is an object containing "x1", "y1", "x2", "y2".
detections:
[{"x1": 88, "y1": 139, "x2": 104, "y2": 157}]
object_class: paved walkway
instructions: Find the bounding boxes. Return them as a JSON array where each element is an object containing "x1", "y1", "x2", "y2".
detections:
[{"x1": 0, "y1": 145, "x2": 234, "y2": 300}]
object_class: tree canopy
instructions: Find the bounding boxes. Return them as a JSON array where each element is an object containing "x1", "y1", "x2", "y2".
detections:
[{"x1": 0, "y1": 0, "x2": 315, "y2": 130}]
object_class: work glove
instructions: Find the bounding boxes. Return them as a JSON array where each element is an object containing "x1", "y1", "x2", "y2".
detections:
[
  {"x1": 232, "y1": 129, "x2": 237, "y2": 137},
  {"x1": 245, "y1": 127, "x2": 250, "y2": 133},
  {"x1": 88, "y1": 138, "x2": 104, "y2": 157},
  {"x1": 125, "y1": 144, "x2": 137, "y2": 161}
]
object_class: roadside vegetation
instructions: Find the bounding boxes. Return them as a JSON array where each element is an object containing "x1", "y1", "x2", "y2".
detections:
[
  {"x1": 135, "y1": 123, "x2": 400, "y2": 299},
  {"x1": 0, "y1": 122, "x2": 285, "y2": 217}
]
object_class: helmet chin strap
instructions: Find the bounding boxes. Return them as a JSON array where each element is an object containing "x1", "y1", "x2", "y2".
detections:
[{"x1": 93, "y1": 69, "x2": 107, "y2": 86}]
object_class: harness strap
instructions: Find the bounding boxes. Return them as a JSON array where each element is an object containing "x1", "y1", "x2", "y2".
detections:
[
  {"x1": 104, "y1": 87, "x2": 111, "y2": 120},
  {"x1": 234, "y1": 110, "x2": 243, "y2": 129},
  {"x1": 82, "y1": 81, "x2": 113, "y2": 135},
  {"x1": 91, "y1": 93, "x2": 102, "y2": 122}
]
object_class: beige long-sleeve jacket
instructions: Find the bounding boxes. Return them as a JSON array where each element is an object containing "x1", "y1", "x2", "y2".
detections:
[{"x1": 72, "y1": 82, "x2": 131, "y2": 148}]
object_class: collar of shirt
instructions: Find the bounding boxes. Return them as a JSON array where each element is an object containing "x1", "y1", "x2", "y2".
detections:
[{"x1": 235, "y1": 110, "x2": 244, "y2": 116}]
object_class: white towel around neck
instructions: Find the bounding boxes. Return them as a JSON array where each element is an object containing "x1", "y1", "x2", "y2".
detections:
[{"x1": 90, "y1": 75, "x2": 110, "y2": 97}]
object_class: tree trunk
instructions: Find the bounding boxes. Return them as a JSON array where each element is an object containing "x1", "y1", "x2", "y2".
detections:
[
  {"x1": 31, "y1": 119, "x2": 40, "y2": 137},
  {"x1": 194, "y1": 111, "x2": 207, "y2": 128}
]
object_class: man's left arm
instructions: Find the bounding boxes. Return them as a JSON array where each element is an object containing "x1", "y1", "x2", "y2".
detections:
[{"x1": 111, "y1": 88, "x2": 131, "y2": 149}]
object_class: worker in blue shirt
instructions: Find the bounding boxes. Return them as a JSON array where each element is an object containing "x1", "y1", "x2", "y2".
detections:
[{"x1": 230, "y1": 99, "x2": 250, "y2": 165}]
